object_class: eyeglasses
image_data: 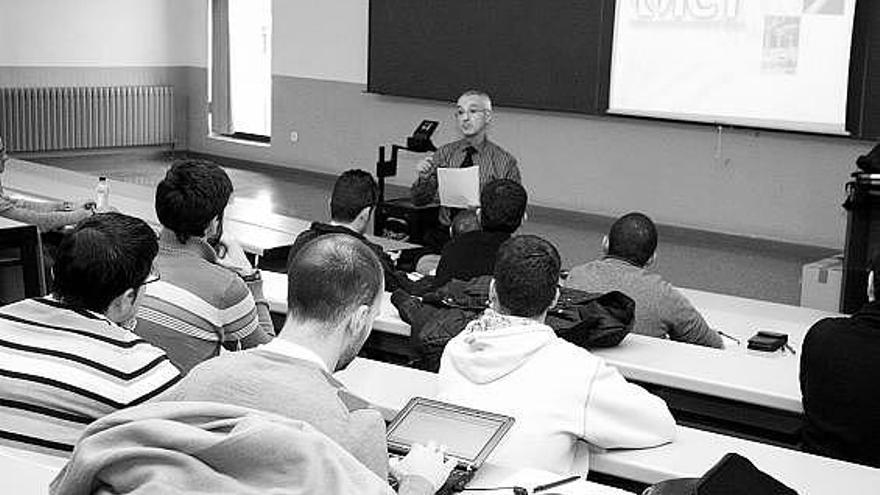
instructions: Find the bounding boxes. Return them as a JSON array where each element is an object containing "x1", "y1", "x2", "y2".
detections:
[
  {"x1": 455, "y1": 108, "x2": 488, "y2": 118},
  {"x1": 141, "y1": 267, "x2": 161, "y2": 287}
]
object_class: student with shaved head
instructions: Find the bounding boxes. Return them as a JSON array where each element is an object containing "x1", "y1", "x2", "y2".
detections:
[
  {"x1": 159, "y1": 235, "x2": 454, "y2": 495},
  {"x1": 565, "y1": 212, "x2": 723, "y2": 348}
]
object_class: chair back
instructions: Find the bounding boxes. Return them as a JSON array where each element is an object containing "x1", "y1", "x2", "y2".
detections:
[{"x1": 0, "y1": 224, "x2": 46, "y2": 304}]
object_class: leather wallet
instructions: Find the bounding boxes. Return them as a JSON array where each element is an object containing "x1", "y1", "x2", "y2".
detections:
[{"x1": 747, "y1": 331, "x2": 788, "y2": 352}]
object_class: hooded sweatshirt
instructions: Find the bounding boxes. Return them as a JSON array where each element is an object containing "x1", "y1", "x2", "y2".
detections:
[{"x1": 438, "y1": 309, "x2": 676, "y2": 474}]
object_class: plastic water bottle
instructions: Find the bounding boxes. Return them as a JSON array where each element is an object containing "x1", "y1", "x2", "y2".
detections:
[{"x1": 95, "y1": 176, "x2": 110, "y2": 209}]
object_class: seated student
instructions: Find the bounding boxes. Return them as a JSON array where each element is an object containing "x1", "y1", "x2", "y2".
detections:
[
  {"x1": 800, "y1": 252, "x2": 880, "y2": 468},
  {"x1": 0, "y1": 213, "x2": 181, "y2": 456},
  {"x1": 433, "y1": 179, "x2": 527, "y2": 286},
  {"x1": 286, "y1": 169, "x2": 412, "y2": 291},
  {"x1": 438, "y1": 235, "x2": 676, "y2": 474},
  {"x1": 565, "y1": 212, "x2": 723, "y2": 348},
  {"x1": 414, "y1": 210, "x2": 481, "y2": 275},
  {"x1": 159, "y1": 235, "x2": 453, "y2": 495},
  {"x1": 135, "y1": 160, "x2": 274, "y2": 374},
  {"x1": 1, "y1": 136, "x2": 100, "y2": 230}
]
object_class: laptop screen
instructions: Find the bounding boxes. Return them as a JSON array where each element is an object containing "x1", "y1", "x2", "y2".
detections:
[{"x1": 386, "y1": 398, "x2": 514, "y2": 466}]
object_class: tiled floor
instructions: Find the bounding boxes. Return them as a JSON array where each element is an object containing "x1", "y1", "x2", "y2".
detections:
[{"x1": 34, "y1": 149, "x2": 837, "y2": 306}]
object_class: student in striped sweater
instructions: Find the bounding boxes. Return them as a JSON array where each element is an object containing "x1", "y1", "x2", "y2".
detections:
[
  {"x1": 0, "y1": 212, "x2": 181, "y2": 456},
  {"x1": 135, "y1": 160, "x2": 275, "y2": 374}
]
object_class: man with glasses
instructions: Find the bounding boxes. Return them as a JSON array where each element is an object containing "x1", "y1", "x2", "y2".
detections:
[
  {"x1": 411, "y1": 90, "x2": 521, "y2": 249},
  {"x1": 0, "y1": 212, "x2": 181, "y2": 456}
]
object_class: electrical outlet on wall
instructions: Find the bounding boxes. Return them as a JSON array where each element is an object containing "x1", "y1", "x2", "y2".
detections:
[{"x1": 289, "y1": 131, "x2": 299, "y2": 143}]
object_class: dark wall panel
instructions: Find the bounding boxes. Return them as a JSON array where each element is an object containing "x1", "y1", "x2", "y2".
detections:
[
  {"x1": 848, "y1": 0, "x2": 880, "y2": 139},
  {"x1": 368, "y1": 0, "x2": 615, "y2": 115}
]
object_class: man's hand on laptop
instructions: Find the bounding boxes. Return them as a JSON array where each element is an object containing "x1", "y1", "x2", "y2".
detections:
[{"x1": 390, "y1": 441, "x2": 456, "y2": 494}]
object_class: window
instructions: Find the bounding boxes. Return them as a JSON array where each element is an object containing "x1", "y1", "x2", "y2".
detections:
[{"x1": 210, "y1": 0, "x2": 272, "y2": 142}]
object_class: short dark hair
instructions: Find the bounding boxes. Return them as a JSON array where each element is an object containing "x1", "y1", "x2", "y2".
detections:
[
  {"x1": 493, "y1": 235, "x2": 561, "y2": 318},
  {"x1": 155, "y1": 160, "x2": 233, "y2": 243},
  {"x1": 607, "y1": 212, "x2": 658, "y2": 267},
  {"x1": 52, "y1": 213, "x2": 158, "y2": 313},
  {"x1": 287, "y1": 234, "x2": 383, "y2": 326},
  {"x1": 330, "y1": 170, "x2": 378, "y2": 223},
  {"x1": 480, "y1": 179, "x2": 527, "y2": 233}
]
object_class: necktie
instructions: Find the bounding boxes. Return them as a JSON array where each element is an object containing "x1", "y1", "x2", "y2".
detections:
[{"x1": 460, "y1": 146, "x2": 477, "y2": 169}]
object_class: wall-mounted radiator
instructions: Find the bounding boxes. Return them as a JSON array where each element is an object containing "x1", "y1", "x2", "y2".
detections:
[{"x1": 0, "y1": 86, "x2": 174, "y2": 152}]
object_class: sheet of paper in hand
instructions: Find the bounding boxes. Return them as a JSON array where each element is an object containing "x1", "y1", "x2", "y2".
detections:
[{"x1": 438, "y1": 167, "x2": 480, "y2": 208}]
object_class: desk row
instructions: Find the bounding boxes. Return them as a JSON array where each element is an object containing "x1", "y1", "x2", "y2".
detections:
[
  {"x1": 2, "y1": 158, "x2": 415, "y2": 255},
  {"x1": 261, "y1": 270, "x2": 838, "y2": 414},
  {"x1": 336, "y1": 358, "x2": 880, "y2": 494}
]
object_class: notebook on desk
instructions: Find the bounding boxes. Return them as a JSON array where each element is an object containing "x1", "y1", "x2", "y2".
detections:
[{"x1": 387, "y1": 397, "x2": 514, "y2": 494}]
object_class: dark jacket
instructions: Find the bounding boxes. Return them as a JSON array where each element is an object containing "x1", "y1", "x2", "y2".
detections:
[
  {"x1": 801, "y1": 300, "x2": 880, "y2": 468},
  {"x1": 287, "y1": 222, "x2": 415, "y2": 292},
  {"x1": 434, "y1": 231, "x2": 510, "y2": 286},
  {"x1": 391, "y1": 275, "x2": 635, "y2": 372}
]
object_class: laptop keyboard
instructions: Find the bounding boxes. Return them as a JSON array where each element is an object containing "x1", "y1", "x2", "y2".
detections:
[
  {"x1": 437, "y1": 468, "x2": 475, "y2": 495},
  {"x1": 387, "y1": 454, "x2": 475, "y2": 494}
]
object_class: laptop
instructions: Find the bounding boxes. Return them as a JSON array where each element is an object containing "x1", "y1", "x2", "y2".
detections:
[{"x1": 387, "y1": 397, "x2": 515, "y2": 494}]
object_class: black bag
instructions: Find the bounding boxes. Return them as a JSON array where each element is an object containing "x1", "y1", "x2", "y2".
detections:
[
  {"x1": 551, "y1": 289, "x2": 635, "y2": 349},
  {"x1": 641, "y1": 453, "x2": 798, "y2": 495},
  {"x1": 391, "y1": 276, "x2": 635, "y2": 372},
  {"x1": 856, "y1": 143, "x2": 880, "y2": 173}
]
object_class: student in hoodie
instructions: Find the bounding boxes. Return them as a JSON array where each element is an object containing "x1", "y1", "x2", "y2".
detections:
[
  {"x1": 800, "y1": 252, "x2": 880, "y2": 468},
  {"x1": 437, "y1": 235, "x2": 676, "y2": 475},
  {"x1": 286, "y1": 169, "x2": 412, "y2": 291}
]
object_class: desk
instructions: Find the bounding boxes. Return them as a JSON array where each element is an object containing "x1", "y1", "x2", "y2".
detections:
[
  {"x1": 266, "y1": 273, "x2": 835, "y2": 412},
  {"x1": 471, "y1": 465, "x2": 630, "y2": 494},
  {"x1": 0, "y1": 217, "x2": 26, "y2": 228},
  {"x1": 591, "y1": 288, "x2": 843, "y2": 445},
  {"x1": 591, "y1": 426, "x2": 880, "y2": 494},
  {"x1": 337, "y1": 358, "x2": 880, "y2": 494},
  {"x1": 3, "y1": 159, "x2": 416, "y2": 255},
  {"x1": 0, "y1": 445, "x2": 66, "y2": 495},
  {"x1": 0, "y1": 442, "x2": 627, "y2": 495}
]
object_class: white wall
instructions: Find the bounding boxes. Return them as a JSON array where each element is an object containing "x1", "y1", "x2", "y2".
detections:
[
  {"x1": 272, "y1": 0, "x2": 367, "y2": 83},
  {"x1": 0, "y1": 0, "x2": 206, "y2": 67}
]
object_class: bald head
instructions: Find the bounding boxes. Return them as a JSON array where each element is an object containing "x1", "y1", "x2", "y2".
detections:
[
  {"x1": 458, "y1": 90, "x2": 492, "y2": 112},
  {"x1": 607, "y1": 212, "x2": 658, "y2": 267},
  {"x1": 287, "y1": 235, "x2": 383, "y2": 326}
]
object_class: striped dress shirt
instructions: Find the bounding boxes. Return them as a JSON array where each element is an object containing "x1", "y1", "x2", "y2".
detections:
[
  {"x1": 0, "y1": 297, "x2": 181, "y2": 456},
  {"x1": 411, "y1": 138, "x2": 521, "y2": 225}
]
